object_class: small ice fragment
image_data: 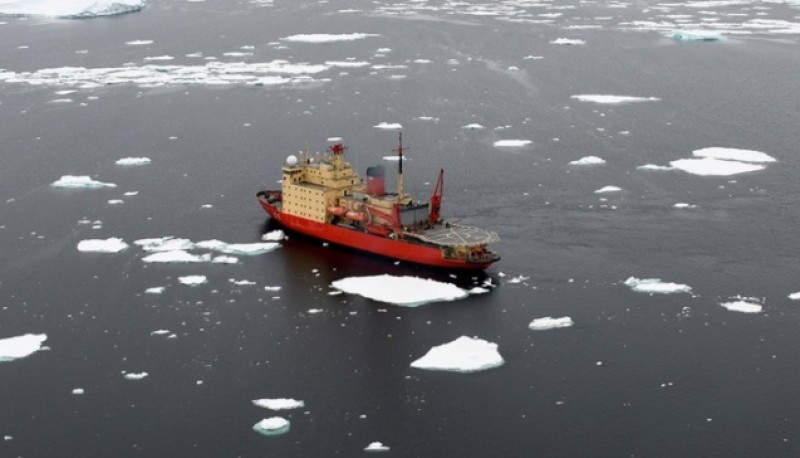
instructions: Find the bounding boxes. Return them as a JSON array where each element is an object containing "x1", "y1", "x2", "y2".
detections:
[
  {"x1": 281, "y1": 33, "x2": 379, "y2": 43},
  {"x1": 252, "y1": 417, "x2": 290, "y2": 436},
  {"x1": 145, "y1": 286, "x2": 165, "y2": 294},
  {"x1": 671, "y1": 30, "x2": 724, "y2": 41},
  {"x1": 637, "y1": 164, "x2": 673, "y2": 171},
  {"x1": 462, "y1": 123, "x2": 485, "y2": 130},
  {"x1": 569, "y1": 156, "x2": 606, "y2": 165},
  {"x1": 126, "y1": 40, "x2": 153, "y2": 46},
  {"x1": 51, "y1": 175, "x2": 116, "y2": 189},
  {"x1": 252, "y1": 398, "x2": 305, "y2": 410},
  {"x1": 673, "y1": 202, "x2": 697, "y2": 209},
  {"x1": 72, "y1": 388, "x2": 84, "y2": 395},
  {"x1": 261, "y1": 230, "x2": 285, "y2": 241},
  {"x1": 494, "y1": 139, "x2": 532, "y2": 147},
  {"x1": 124, "y1": 372, "x2": 148, "y2": 380},
  {"x1": 107, "y1": 199, "x2": 124, "y2": 205},
  {"x1": 788, "y1": 292, "x2": 800, "y2": 300},
  {"x1": 373, "y1": 122, "x2": 403, "y2": 130},
  {"x1": 307, "y1": 308, "x2": 323, "y2": 314},
  {"x1": 150, "y1": 329, "x2": 171, "y2": 336},
  {"x1": 211, "y1": 255, "x2": 239, "y2": 264},
  {"x1": 571, "y1": 95, "x2": 660, "y2": 104},
  {"x1": 142, "y1": 250, "x2": 211, "y2": 263},
  {"x1": 719, "y1": 297, "x2": 762, "y2": 313},
  {"x1": 77, "y1": 238, "x2": 129, "y2": 253},
  {"x1": 195, "y1": 240, "x2": 280, "y2": 255},
  {"x1": 134, "y1": 237, "x2": 194, "y2": 252},
  {"x1": 178, "y1": 275, "x2": 207, "y2": 286},
  {"x1": 623, "y1": 277, "x2": 692, "y2": 294},
  {"x1": 550, "y1": 38, "x2": 586, "y2": 45},
  {"x1": 594, "y1": 186, "x2": 622, "y2": 194},
  {"x1": 264, "y1": 286, "x2": 282, "y2": 292},
  {"x1": 115, "y1": 157, "x2": 151, "y2": 166},
  {"x1": 230, "y1": 279, "x2": 256, "y2": 286},
  {"x1": 0, "y1": 334, "x2": 48, "y2": 362},
  {"x1": 468, "y1": 286, "x2": 490, "y2": 295},
  {"x1": 330, "y1": 275, "x2": 468, "y2": 307},
  {"x1": 364, "y1": 441, "x2": 391, "y2": 452},
  {"x1": 410, "y1": 336, "x2": 504, "y2": 373},
  {"x1": 529, "y1": 316, "x2": 574, "y2": 330}
]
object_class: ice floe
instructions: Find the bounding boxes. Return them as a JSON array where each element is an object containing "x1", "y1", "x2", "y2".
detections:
[
  {"x1": 123, "y1": 372, "x2": 148, "y2": 380},
  {"x1": 569, "y1": 156, "x2": 606, "y2": 165},
  {"x1": 671, "y1": 30, "x2": 725, "y2": 41},
  {"x1": 252, "y1": 398, "x2": 305, "y2": 410},
  {"x1": 373, "y1": 122, "x2": 403, "y2": 130},
  {"x1": 529, "y1": 316, "x2": 574, "y2": 330},
  {"x1": 673, "y1": 202, "x2": 698, "y2": 209},
  {"x1": 0, "y1": 0, "x2": 145, "y2": 18},
  {"x1": 670, "y1": 158, "x2": 766, "y2": 176},
  {"x1": 637, "y1": 164, "x2": 674, "y2": 171},
  {"x1": 135, "y1": 235, "x2": 282, "y2": 263},
  {"x1": 364, "y1": 442, "x2": 391, "y2": 452},
  {"x1": 77, "y1": 238, "x2": 129, "y2": 253},
  {"x1": 72, "y1": 388, "x2": 85, "y2": 395},
  {"x1": 410, "y1": 336, "x2": 504, "y2": 373},
  {"x1": 51, "y1": 175, "x2": 116, "y2": 189},
  {"x1": 719, "y1": 296, "x2": 763, "y2": 313},
  {"x1": 789, "y1": 292, "x2": 800, "y2": 300},
  {"x1": 178, "y1": 275, "x2": 207, "y2": 287},
  {"x1": 145, "y1": 287, "x2": 165, "y2": 294},
  {"x1": 624, "y1": 277, "x2": 692, "y2": 294},
  {"x1": 115, "y1": 157, "x2": 151, "y2": 166},
  {"x1": 571, "y1": 95, "x2": 661, "y2": 104},
  {"x1": 494, "y1": 139, "x2": 532, "y2": 147},
  {"x1": 253, "y1": 417, "x2": 290, "y2": 436},
  {"x1": 280, "y1": 33, "x2": 379, "y2": 43},
  {"x1": 330, "y1": 275, "x2": 468, "y2": 307},
  {"x1": 462, "y1": 123, "x2": 486, "y2": 130},
  {"x1": 142, "y1": 250, "x2": 212, "y2": 263},
  {"x1": 194, "y1": 240, "x2": 279, "y2": 255},
  {"x1": 550, "y1": 38, "x2": 586, "y2": 45},
  {"x1": 692, "y1": 147, "x2": 776, "y2": 163},
  {"x1": 594, "y1": 186, "x2": 622, "y2": 193},
  {"x1": 0, "y1": 334, "x2": 47, "y2": 362}
]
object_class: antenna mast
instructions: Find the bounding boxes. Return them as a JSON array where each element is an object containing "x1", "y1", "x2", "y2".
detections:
[{"x1": 395, "y1": 132, "x2": 404, "y2": 200}]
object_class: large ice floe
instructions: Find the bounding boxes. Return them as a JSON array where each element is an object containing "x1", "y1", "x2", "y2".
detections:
[
  {"x1": 624, "y1": 277, "x2": 692, "y2": 294},
  {"x1": 329, "y1": 275, "x2": 469, "y2": 307},
  {"x1": 719, "y1": 296, "x2": 763, "y2": 313},
  {"x1": 135, "y1": 233, "x2": 283, "y2": 264},
  {"x1": 252, "y1": 398, "x2": 305, "y2": 410},
  {"x1": 410, "y1": 336, "x2": 504, "y2": 373},
  {"x1": 669, "y1": 147, "x2": 776, "y2": 177},
  {"x1": 51, "y1": 175, "x2": 116, "y2": 189},
  {"x1": 529, "y1": 316, "x2": 574, "y2": 330},
  {"x1": 571, "y1": 95, "x2": 661, "y2": 104},
  {"x1": 77, "y1": 238, "x2": 129, "y2": 253},
  {"x1": 0, "y1": 0, "x2": 145, "y2": 18},
  {"x1": 0, "y1": 334, "x2": 47, "y2": 362},
  {"x1": 253, "y1": 417, "x2": 290, "y2": 436}
]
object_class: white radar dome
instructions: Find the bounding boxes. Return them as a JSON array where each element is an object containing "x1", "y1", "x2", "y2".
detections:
[{"x1": 286, "y1": 155, "x2": 298, "y2": 166}]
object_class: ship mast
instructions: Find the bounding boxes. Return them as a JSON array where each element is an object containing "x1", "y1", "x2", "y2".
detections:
[{"x1": 395, "y1": 132, "x2": 404, "y2": 200}]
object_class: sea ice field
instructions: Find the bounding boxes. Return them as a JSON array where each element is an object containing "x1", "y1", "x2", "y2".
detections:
[{"x1": 2, "y1": 0, "x2": 800, "y2": 456}]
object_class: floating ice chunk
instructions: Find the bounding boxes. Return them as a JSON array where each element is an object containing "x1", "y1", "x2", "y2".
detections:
[
  {"x1": 364, "y1": 442, "x2": 391, "y2": 452},
  {"x1": 670, "y1": 158, "x2": 765, "y2": 176},
  {"x1": 569, "y1": 156, "x2": 606, "y2": 165},
  {"x1": 719, "y1": 297, "x2": 762, "y2": 313},
  {"x1": 673, "y1": 202, "x2": 697, "y2": 209},
  {"x1": 142, "y1": 250, "x2": 211, "y2": 263},
  {"x1": 382, "y1": 155, "x2": 409, "y2": 161},
  {"x1": 494, "y1": 139, "x2": 532, "y2": 147},
  {"x1": 150, "y1": 330, "x2": 171, "y2": 336},
  {"x1": 624, "y1": 277, "x2": 692, "y2": 294},
  {"x1": 115, "y1": 157, "x2": 151, "y2": 166},
  {"x1": 252, "y1": 398, "x2": 305, "y2": 410},
  {"x1": 211, "y1": 256, "x2": 239, "y2": 264},
  {"x1": 178, "y1": 275, "x2": 207, "y2": 286},
  {"x1": 143, "y1": 55, "x2": 174, "y2": 61},
  {"x1": 462, "y1": 123, "x2": 485, "y2": 130},
  {"x1": 0, "y1": 0, "x2": 145, "y2": 18},
  {"x1": 123, "y1": 372, "x2": 148, "y2": 380},
  {"x1": 72, "y1": 388, "x2": 84, "y2": 395},
  {"x1": 307, "y1": 308, "x2": 323, "y2": 314},
  {"x1": 107, "y1": 199, "x2": 124, "y2": 205},
  {"x1": 571, "y1": 94, "x2": 661, "y2": 104},
  {"x1": 135, "y1": 237, "x2": 194, "y2": 252},
  {"x1": 51, "y1": 175, "x2": 116, "y2": 189},
  {"x1": 594, "y1": 186, "x2": 622, "y2": 193},
  {"x1": 145, "y1": 286, "x2": 165, "y2": 294},
  {"x1": 281, "y1": 33, "x2": 379, "y2": 43},
  {"x1": 692, "y1": 147, "x2": 776, "y2": 163},
  {"x1": 529, "y1": 316, "x2": 574, "y2": 330},
  {"x1": 550, "y1": 38, "x2": 586, "y2": 45},
  {"x1": 325, "y1": 60, "x2": 371, "y2": 68},
  {"x1": 330, "y1": 275, "x2": 468, "y2": 307},
  {"x1": 637, "y1": 164, "x2": 674, "y2": 171},
  {"x1": 373, "y1": 122, "x2": 403, "y2": 130},
  {"x1": 507, "y1": 275, "x2": 529, "y2": 284},
  {"x1": 468, "y1": 286, "x2": 490, "y2": 295},
  {"x1": 77, "y1": 238, "x2": 129, "y2": 253},
  {"x1": 230, "y1": 279, "x2": 256, "y2": 286},
  {"x1": 126, "y1": 39, "x2": 153, "y2": 46},
  {"x1": 671, "y1": 30, "x2": 725, "y2": 41},
  {"x1": 253, "y1": 417, "x2": 290, "y2": 436},
  {"x1": 195, "y1": 240, "x2": 280, "y2": 255},
  {"x1": 411, "y1": 336, "x2": 504, "y2": 373},
  {"x1": 789, "y1": 292, "x2": 800, "y2": 300},
  {"x1": 0, "y1": 334, "x2": 47, "y2": 362}
]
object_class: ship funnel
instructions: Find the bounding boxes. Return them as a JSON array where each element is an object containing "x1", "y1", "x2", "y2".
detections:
[{"x1": 366, "y1": 165, "x2": 386, "y2": 195}]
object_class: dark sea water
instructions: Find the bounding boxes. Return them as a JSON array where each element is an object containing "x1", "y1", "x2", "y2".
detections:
[{"x1": 2, "y1": 0, "x2": 800, "y2": 456}]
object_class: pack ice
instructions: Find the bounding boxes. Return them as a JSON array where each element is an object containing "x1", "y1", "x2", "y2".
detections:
[
  {"x1": 410, "y1": 336, "x2": 504, "y2": 373},
  {"x1": 0, "y1": 334, "x2": 47, "y2": 362},
  {"x1": 0, "y1": 0, "x2": 145, "y2": 18}
]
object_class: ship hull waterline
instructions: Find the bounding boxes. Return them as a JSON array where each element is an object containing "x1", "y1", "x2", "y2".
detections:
[{"x1": 257, "y1": 197, "x2": 497, "y2": 270}]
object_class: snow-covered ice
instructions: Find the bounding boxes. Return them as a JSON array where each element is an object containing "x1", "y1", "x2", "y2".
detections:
[
  {"x1": 789, "y1": 292, "x2": 800, "y2": 300},
  {"x1": 0, "y1": 334, "x2": 47, "y2": 362},
  {"x1": 624, "y1": 277, "x2": 692, "y2": 294},
  {"x1": 281, "y1": 33, "x2": 379, "y2": 43},
  {"x1": 123, "y1": 372, "x2": 148, "y2": 380},
  {"x1": 142, "y1": 250, "x2": 212, "y2": 263},
  {"x1": 720, "y1": 297, "x2": 763, "y2": 313},
  {"x1": 252, "y1": 398, "x2": 305, "y2": 410},
  {"x1": 569, "y1": 156, "x2": 606, "y2": 165},
  {"x1": 145, "y1": 287, "x2": 165, "y2": 294},
  {"x1": 571, "y1": 95, "x2": 661, "y2": 104},
  {"x1": 529, "y1": 316, "x2": 574, "y2": 330},
  {"x1": 0, "y1": 0, "x2": 145, "y2": 18},
  {"x1": 115, "y1": 157, "x2": 151, "y2": 166},
  {"x1": 135, "y1": 237, "x2": 195, "y2": 252},
  {"x1": 494, "y1": 139, "x2": 532, "y2": 147},
  {"x1": 195, "y1": 240, "x2": 280, "y2": 255},
  {"x1": 670, "y1": 158, "x2": 765, "y2": 176},
  {"x1": 330, "y1": 275, "x2": 469, "y2": 307},
  {"x1": 692, "y1": 147, "x2": 776, "y2": 163},
  {"x1": 364, "y1": 442, "x2": 391, "y2": 452},
  {"x1": 178, "y1": 275, "x2": 207, "y2": 287},
  {"x1": 77, "y1": 238, "x2": 129, "y2": 253},
  {"x1": 373, "y1": 122, "x2": 403, "y2": 130},
  {"x1": 594, "y1": 186, "x2": 622, "y2": 193},
  {"x1": 637, "y1": 164, "x2": 674, "y2": 171},
  {"x1": 671, "y1": 30, "x2": 725, "y2": 41},
  {"x1": 51, "y1": 175, "x2": 116, "y2": 189},
  {"x1": 72, "y1": 388, "x2": 85, "y2": 395},
  {"x1": 252, "y1": 417, "x2": 290, "y2": 436},
  {"x1": 550, "y1": 38, "x2": 586, "y2": 45},
  {"x1": 411, "y1": 336, "x2": 504, "y2": 373}
]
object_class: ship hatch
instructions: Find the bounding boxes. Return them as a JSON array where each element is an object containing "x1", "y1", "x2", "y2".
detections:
[{"x1": 408, "y1": 224, "x2": 499, "y2": 247}]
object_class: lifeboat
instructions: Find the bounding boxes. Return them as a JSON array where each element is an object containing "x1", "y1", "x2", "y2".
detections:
[
  {"x1": 345, "y1": 210, "x2": 367, "y2": 222},
  {"x1": 327, "y1": 206, "x2": 347, "y2": 216}
]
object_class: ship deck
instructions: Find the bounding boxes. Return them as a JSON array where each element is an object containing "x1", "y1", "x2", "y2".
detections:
[{"x1": 407, "y1": 224, "x2": 499, "y2": 247}]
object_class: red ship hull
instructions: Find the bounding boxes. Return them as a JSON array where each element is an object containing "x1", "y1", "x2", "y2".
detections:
[{"x1": 257, "y1": 197, "x2": 496, "y2": 270}]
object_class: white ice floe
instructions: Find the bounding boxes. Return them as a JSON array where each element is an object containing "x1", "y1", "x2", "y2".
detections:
[
  {"x1": 789, "y1": 292, "x2": 800, "y2": 300},
  {"x1": 0, "y1": 0, "x2": 145, "y2": 18},
  {"x1": 468, "y1": 286, "x2": 490, "y2": 295},
  {"x1": 719, "y1": 296, "x2": 763, "y2": 313},
  {"x1": 671, "y1": 30, "x2": 725, "y2": 41},
  {"x1": 494, "y1": 139, "x2": 532, "y2": 147},
  {"x1": 123, "y1": 372, "x2": 148, "y2": 380},
  {"x1": 280, "y1": 33, "x2": 379, "y2": 43},
  {"x1": 550, "y1": 38, "x2": 586, "y2": 45},
  {"x1": 330, "y1": 275, "x2": 468, "y2": 307},
  {"x1": 77, "y1": 238, "x2": 129, "y2": 253},
  {"x1": 195, "y1": 240, "x2": 280, "y2": 255},
  {"x1": 145, "y1": 286, "x2": 165, "y2": 294},
  {"x1": 72, "y1": 388, "x2": 85, "y2": 395},
  {"x1": 115, "y1": 157, "x2": 151, "y2": 166},
  {"x1": 325, "y1": 60, "x2": 371, "y2": 68},
  {"x1": 364, "y1": 442, "x2": 391, "y2": 452},
  {"x1": 673, "y1": 202, "x2": 698, "y2": 209},
  {"x1": 569, "y1": 156, "x2": 606, "y2": 165},
  {"x1": 624, "y1": 277, "x2": 692, "y2": 294},
  {"x1": 0, "y1": 334, "x2": 47, "y2": 362},
  {"x1": 571, "y1": 94, "x2": 661, "y2": 104},
  {"x1": 178, "y1": 275, "x2": 207, "y2": 286},
  {"x1": 462, "y1": 123, "x2": 486, "y2": 130},
  {"x1": 211, "y1": 255, "x2": 239, "y2": 264},
  {"x1": 529, "y1": 316, "x2": 574, "y2": 330},
  {"x1": 126, "y1": 39, "x2": 153, "y2": 46},
  {"x1": 373, "y1": 122, "x2": 403, "y2": 130},
  {"x1": 51, "y1": 175, "x2": 116, "y2": 189},
  {"x1": 142, "y1": 250, "x2": 212, "y2": 263},
  {"x1": 670, "y1": 158, "x2": 765, "y2": 176},
  {"x1": 107, "y1": 199, "x2": 124, "y2": 205},
  {"x1": 692, "y1": 147, "x2": 776, "y2": 163},
  {"x1": 637, "y1": 164, "x2": 674, "y2": 171},
  {"x1": 252, "y1": 398, "x2": 305, "y2": 410},
  {"x1": 150, "y1": 330, "x2": 171, "y2": 336},
  {"x1": 252, "y1": 417, "x2": 290, "y2": 436},
  {"x1": 594, "y1": 186, "x2": 622, "y2": 193},
  {"x1": 135, "y1": 237, "x2": 195, "y2": 252},
  {"x1": 410, "y1": 336, "x2": 504, "y2": 373}
]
